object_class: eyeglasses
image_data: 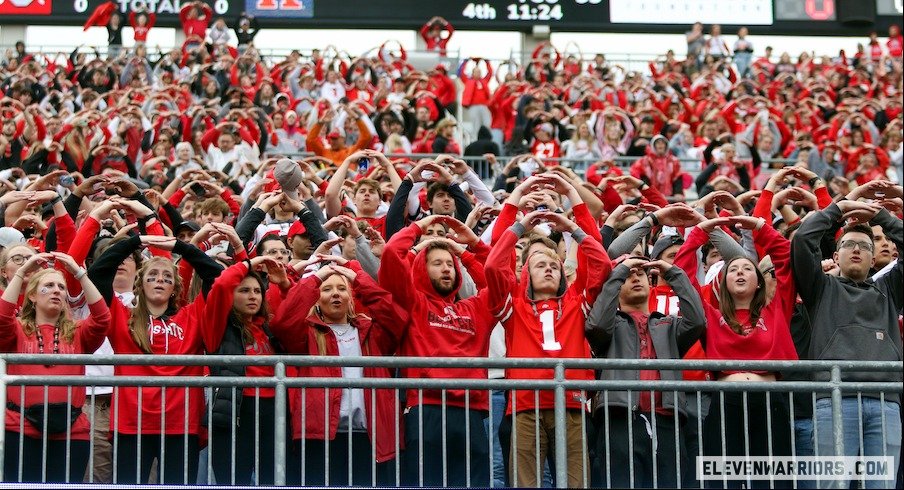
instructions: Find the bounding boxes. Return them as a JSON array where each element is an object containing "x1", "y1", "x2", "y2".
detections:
[
  {"x1": 9, "y1": 254, "x2": 34, "y2": 266},
  {"x1": 839, "y1": 240, "x2": 874, "y2": 253}
]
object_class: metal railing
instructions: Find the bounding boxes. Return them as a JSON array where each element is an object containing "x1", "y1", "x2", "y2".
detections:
[{"x1": 1, "y1": 355, "x2": 900, "y2": 487}]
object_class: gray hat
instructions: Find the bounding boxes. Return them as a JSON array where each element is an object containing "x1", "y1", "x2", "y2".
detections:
[
  {"x1": 0, "y1": 227, "x2": 25, "y2": 249},
  {"x1": 650, "y1": 233, "x2": 684, "y2": 261},
  {"x1": 273, "y1": 158, "x2": 304, "y2": 201}
]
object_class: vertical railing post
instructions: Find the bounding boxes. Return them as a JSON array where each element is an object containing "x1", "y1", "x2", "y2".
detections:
[
  {"x1": 553, "y1": 363, "x2": 568, "y2": 488},
  {"x1": 0, "y1": 358, "x2": 6, "y2": 482},
  {"x1": 830, "y1": 366, "x2": 845, "y2": 460},
  {"x1": 274, "y1": 361, "x2": 287, "y2": 486}
]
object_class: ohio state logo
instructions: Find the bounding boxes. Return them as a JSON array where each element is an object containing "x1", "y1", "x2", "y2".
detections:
[{"x1": 0, "y1": 0, "x2": 51, "y2": 14}]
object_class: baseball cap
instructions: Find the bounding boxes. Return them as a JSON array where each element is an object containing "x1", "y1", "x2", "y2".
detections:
[
  {"x1": 0, "y1": 227, "x2": 25, "y2": 249},
  {"x1": 287, "y1": 220, "x2": 307, "y2": 239},
  {"x1": 273, "y1": 158, "x2": 304, "y2": 201},
  {"x1": 175, "y1": 221, "x2": 201, "y2": 234},
  {"x1": 650, "y1": 233, "x2": 684, "y2": 261}
]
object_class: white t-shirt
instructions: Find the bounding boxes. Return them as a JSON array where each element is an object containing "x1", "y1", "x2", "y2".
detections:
[{"x1": 329, "y1": 324, "x2": 367, "y2": 430}]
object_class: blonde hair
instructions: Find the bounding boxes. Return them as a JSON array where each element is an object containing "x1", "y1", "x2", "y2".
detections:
[
  {"x1": 19, "y1": 269, "x2": 77, "y2": 344},
  {"x1": 128, "y1": 256, "x2": 184, "y2": 353},
  {"x1": 308, "y1": 273, "x2": 360, "y2": 355}
]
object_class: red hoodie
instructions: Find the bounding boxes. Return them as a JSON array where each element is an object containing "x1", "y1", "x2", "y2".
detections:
[
  {"x1": 378, "y1": 223, "x2": 496, "y2": 411},
  {"x1": 486, "y1": 225, "x2": 611, "y2": 413},
  {"x1": 630, "y1": 137, "x2": 683, "y2": 197},
  {"x1": 1, "y1": 299, "x2": 110, "y2": 440},
  {"x1": 674, "y1": 225, "x2": 798, "y2": 374},
  {"x1": 270, "y1": 261, "x2": 407, "y2": 462}
]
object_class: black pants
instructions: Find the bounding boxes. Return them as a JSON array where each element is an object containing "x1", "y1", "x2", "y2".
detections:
[
  {"x1": 703, "y1": 391, "x2": 792, "y2": 489},
  {"x1": 114, "y1": 434, "x2": 199, "y2": 484},
  {"x1": 209, "y1": 395, "x2": 276, "y2": 485},
  {"x1": 402, "y1": 405, "x2": 490, "y2": 487},
  {"x1": 3, "y1": 431, "x2": 89, "y2": 483},
  {"x1": 596, "y1": 409, "x2": 682, "y2": 488},
  {"x1": 296, "y1": 432, "x2": 393, "y2": 486}
]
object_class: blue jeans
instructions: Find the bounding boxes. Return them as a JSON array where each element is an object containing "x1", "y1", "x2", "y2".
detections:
[
  {"x1": 814, "y1": 397, "x2": 901, "y2": 489},
  {"x1": 484, "y1": 390, "x2": 507, "y2": 488},
  {"x1": 795, "y1": 418, "x2": 816, "y2": 489}
]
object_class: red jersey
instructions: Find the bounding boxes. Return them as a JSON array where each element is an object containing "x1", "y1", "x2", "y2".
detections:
[
  {"x1": 487, "y1": 226, "x2": 611, "y2": 413},
  {"x1": 531, "y1": 139, "x2": 561, "y2": 161}
]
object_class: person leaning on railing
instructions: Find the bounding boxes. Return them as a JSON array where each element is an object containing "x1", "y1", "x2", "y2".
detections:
[
  {"x1": 1, "y1": 251, "x2": 110, "y2": 483},
  {"x1": 673, "y1": 212, "x2": 797, "y2": 482},
  {"x1": 791, "y1": 180, "x2": 903, "y2": 490},
  {"x1": 270, "y1": 254, "x2": 408, "y2": 486},
  {"x1": 86, "y1": 234, "x2": 223, "y2": 485},
  {"x1": 200, "y1": 255, "x2": 288, "y2": 485},
  {"x1": 585, "y1": 252, "x2": 705, "y2": 489}
]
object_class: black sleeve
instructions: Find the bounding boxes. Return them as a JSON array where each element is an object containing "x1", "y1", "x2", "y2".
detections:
[
  {"x1": 172, "y1": 240, "x2": 223, "y2": 299},
  {"x1": 385, "y1": 178, "x2": 414, "y2": 240},
  {"x1": 737, "y1": 164, "x2": 750, "y2": 192},
  {"x1": 431, "y1": 136, "x2": 447, "y2": 154},
  {"x1": 449, "y1": 183, "x2": 473, "y2": 224},
  {"x1": 161, "y1": 202, "x2": 184, "y2": 232},
  {"x1": 235, "y1": 207, "x2": 267, "y2": 247},
  {"x1": 88, "y1": 234, "x2": 142, "y2": 305},
  {"x1": 22, "y1": 148, "x2": 49, "y2": 175},
  {"x1": 64, "y1": 193, "x2": 82, "y2": 220},
  {"x1": 80, "y1": 154, "x2": 96, "y2": 177},
  {"x1": 44, "y1": 222, "x2": 59, "y2": 252},
  {"x1": 749, "y1": 144, "x2": 762, "y2": 169},
  {"x1": 297, "y1": 206, "x2": 328, "y2": 251},
  {"x1": 304, "y1": 197, "x2": 326, "y2": 224},
  {"x1": 695, "y1": 163, "x2": 719, "y2": 195},
  {"x1": 703, "y1": 138, "x2": 719, "y2": 166}
]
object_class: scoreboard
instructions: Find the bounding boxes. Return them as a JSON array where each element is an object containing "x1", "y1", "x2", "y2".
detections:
[{"x1": 0, "y1": 1, "x2": 900, "y2": 35}]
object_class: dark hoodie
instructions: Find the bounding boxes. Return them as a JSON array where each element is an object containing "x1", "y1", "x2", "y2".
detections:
[
  {"x1": 464, "y1": 125, "x2": 501, "y2": 158},
  {"x1": 486, "y1": 222, "x2": 611, "y2": 413},
  {"x1": 378, "y1": 223, "x2": 496, "y2": 410}
]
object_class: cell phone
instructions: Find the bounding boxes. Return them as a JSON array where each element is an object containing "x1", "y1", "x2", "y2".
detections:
[
  {"x1": 59, "y1": 175, "x2": 74, "y2": 187},
  {"x1": 191, "y1": 183, "x2": 206, "y2": 196},
  {"x1": 358, "y1": 158, "x2": 370, "y2": 172}
]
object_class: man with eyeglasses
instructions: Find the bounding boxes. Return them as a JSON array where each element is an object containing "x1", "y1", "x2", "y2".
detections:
[{"x1": 792, "y1": 182, "x2": 903, "y2": 490}]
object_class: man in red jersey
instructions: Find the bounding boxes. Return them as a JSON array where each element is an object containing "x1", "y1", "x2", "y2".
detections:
[{"x1": 486, "y1": 173, "x2": 611, "y2": 487}]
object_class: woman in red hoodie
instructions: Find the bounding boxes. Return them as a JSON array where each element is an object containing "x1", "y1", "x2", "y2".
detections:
[
  {"x1": 86, "y1": 235, "x2": 223, "y2": 485},
  {"x1": 201, "y1": 256, "x2": 287, "y2": 485},
  {"x1": 270, "y1": 256, "x2": 406, "y2": 486},
  {"x1": 673, "y1": 214, "x2": 796, "y2": 485},
  {"x1": 1, "y1": 252, "x2": 110, "y2": 483}
]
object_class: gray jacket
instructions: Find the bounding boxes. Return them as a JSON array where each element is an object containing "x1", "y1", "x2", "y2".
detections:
[
  {"x1": 791, "y1": 204, "x2": 903, "y2": 401},
  {"x1": 585, "y1": 264, "x2": 706, "y2": 419}
]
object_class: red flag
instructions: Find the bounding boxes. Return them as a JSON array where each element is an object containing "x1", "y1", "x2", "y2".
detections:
[{"x1": 83, "y1": 2, "x2": 117, "y2": 31}]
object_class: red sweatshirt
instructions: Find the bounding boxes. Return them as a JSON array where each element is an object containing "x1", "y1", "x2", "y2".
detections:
[
  {"x1": 378, "y1": 223, "x2": 496, "y2": 411},
  {"x1": 270, "y1": 261, "x2": 407, "y2": 461},
  {"x1": 1, "y1": 299, "x2": 110, "y2": 440},
  {"x1": 674, "y1": 225, "x2": 798, "y2": 373},
  {"x1": 487, "y1": 226, "x2": 611, "y2": 413},
  {"x1": 129, "y1": 12, "x2": 156, "y2": 43}
]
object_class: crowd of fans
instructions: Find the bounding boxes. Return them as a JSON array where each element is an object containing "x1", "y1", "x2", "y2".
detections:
[{"x1": 0, "y1": 8, "x2": 902, "y2": 488}]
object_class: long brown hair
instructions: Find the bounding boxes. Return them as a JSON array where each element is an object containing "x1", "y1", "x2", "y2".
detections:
[
  {"x1": 718, "y1": 256, "x2": 767, "y2": 335},
  {"x1": 128, "y1": 256, "x2": 184, "y2": 353},
  {"x1": 19, "y1": 269, "x2": 77, "y2": 343},
  {"x1": 231, "y1": 270, "x2": 269, "y2": 345}
]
